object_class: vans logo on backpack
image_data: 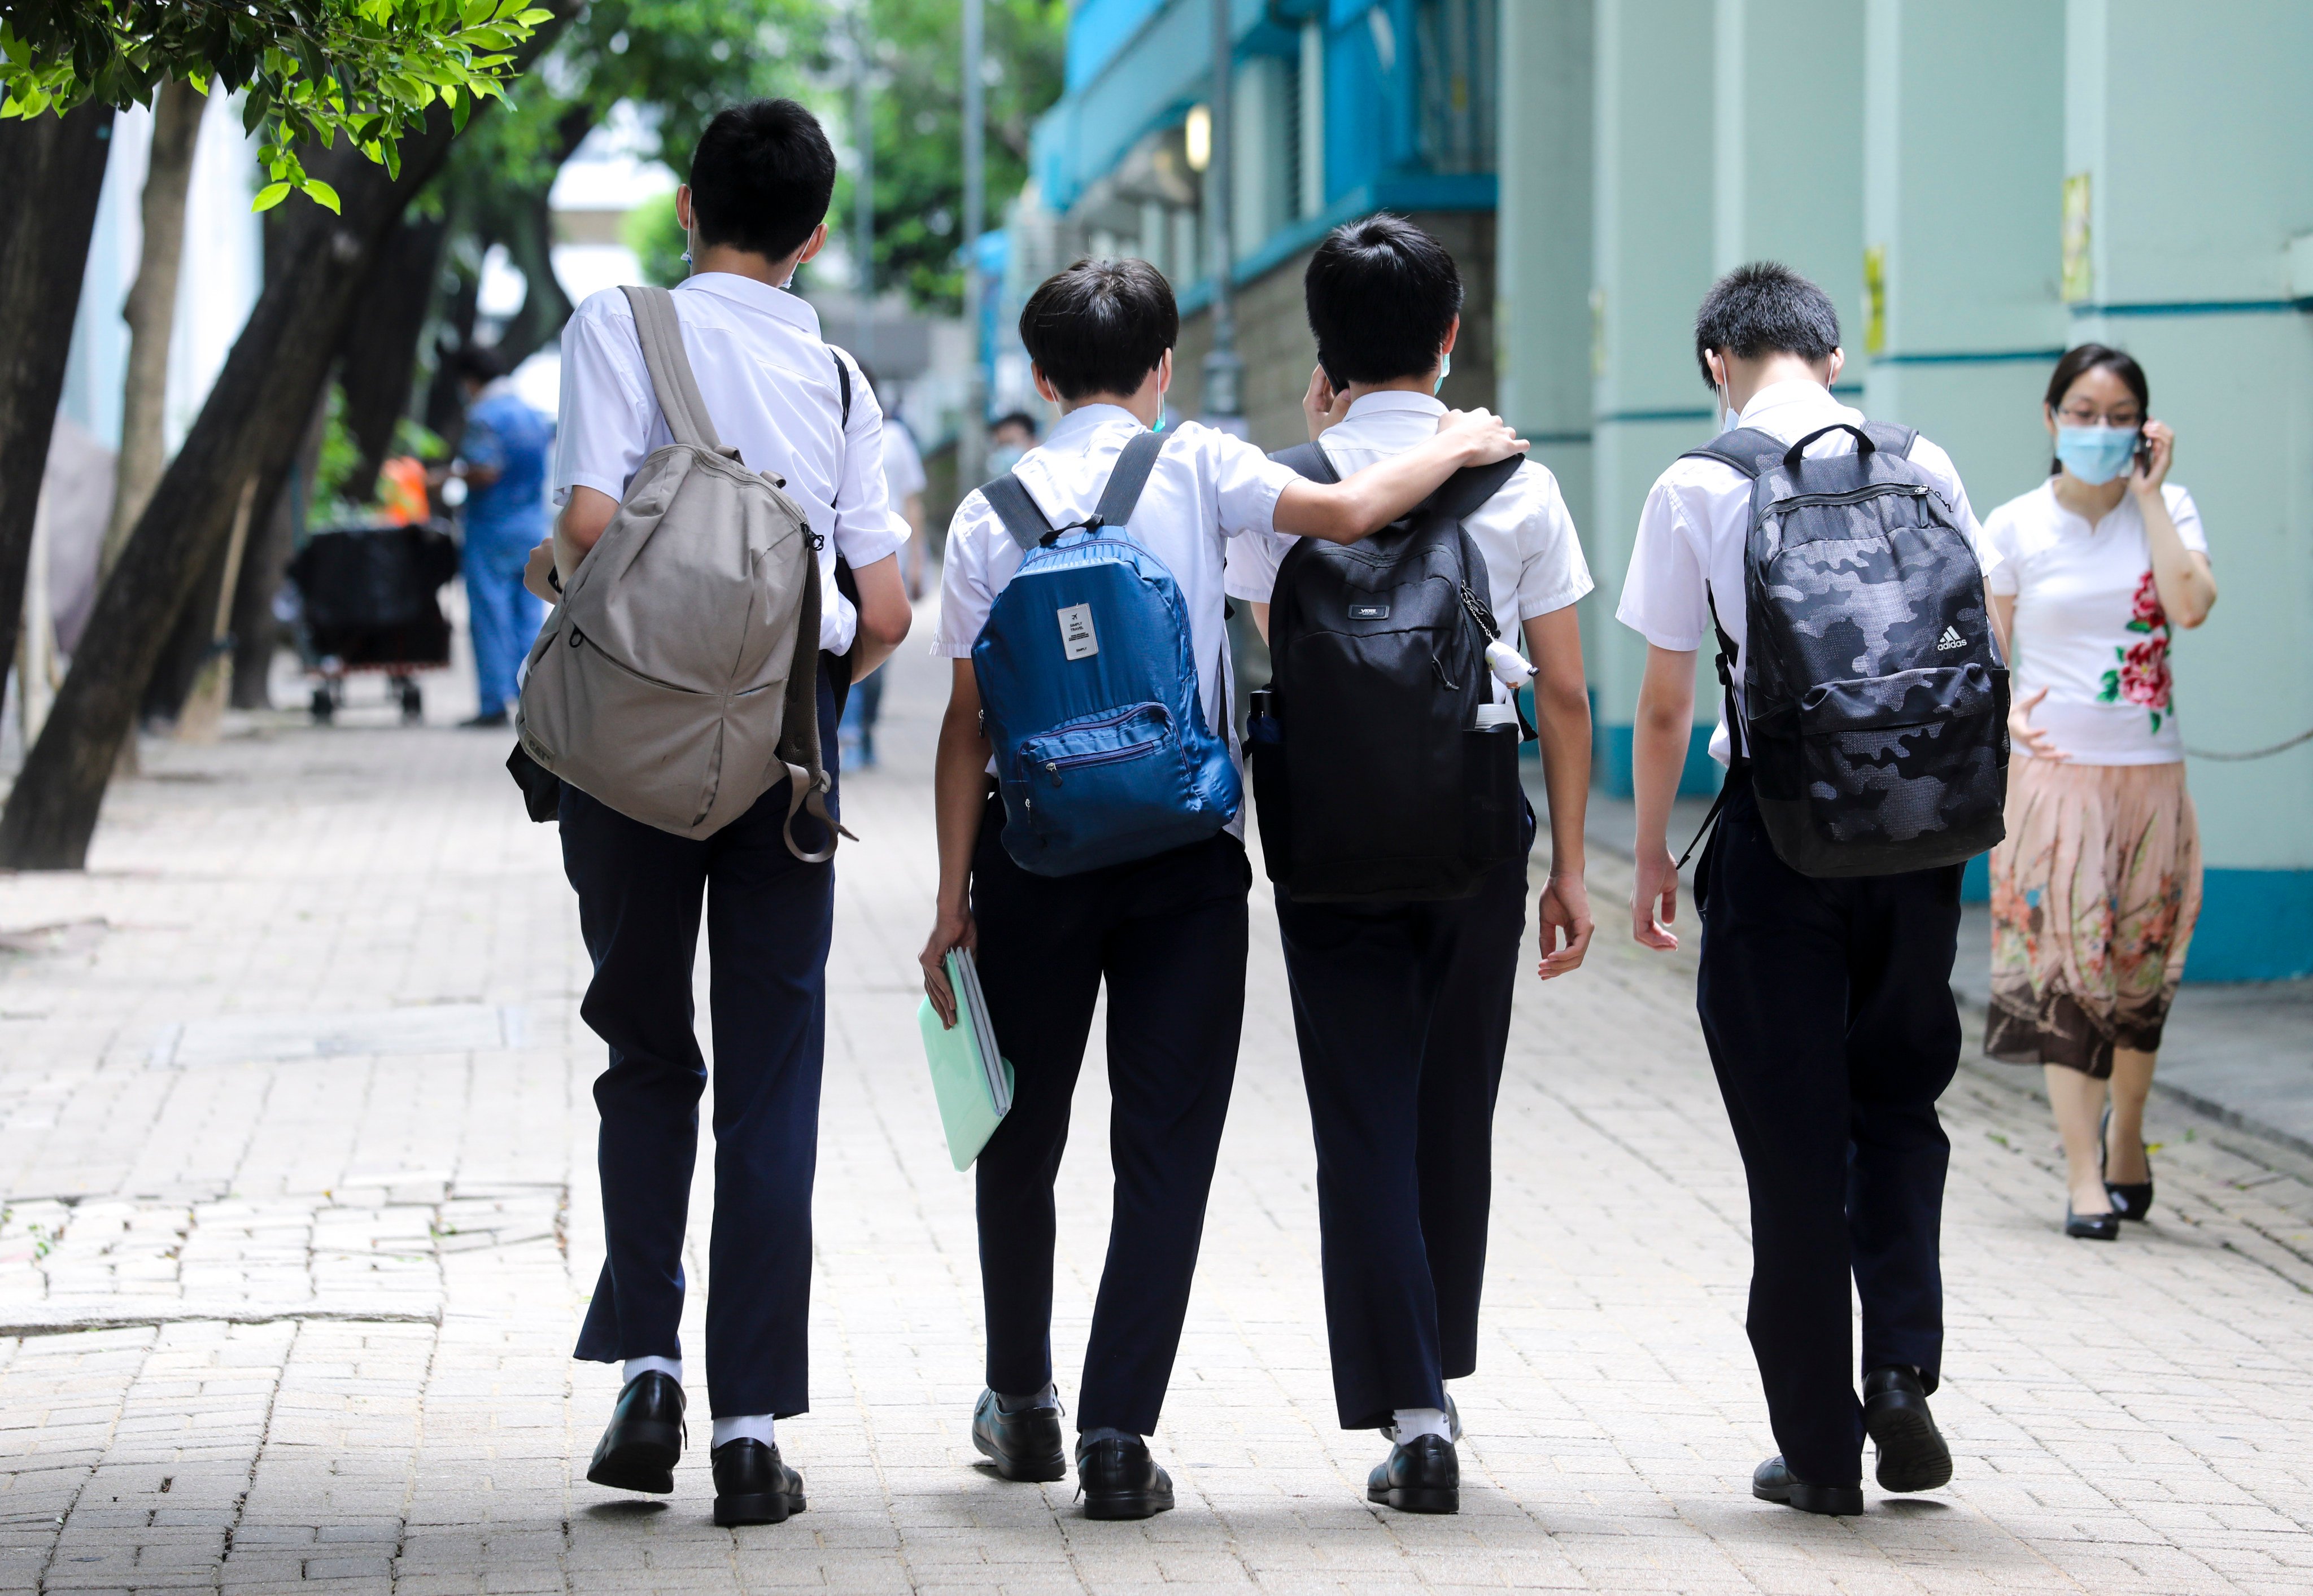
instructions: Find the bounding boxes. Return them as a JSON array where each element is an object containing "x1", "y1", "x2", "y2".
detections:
[
  {"x1": 1057, "y1": 604, "x2": 1099, "y2": 660},
  {"x1": 1936, "y1": 626, "x2": 1966, "y2": 651}
]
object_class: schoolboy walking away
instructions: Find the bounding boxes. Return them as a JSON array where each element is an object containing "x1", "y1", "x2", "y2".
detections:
[
  {"x1": 531, "y1": 99, "x2": 915, "y2": 1527},
  {"x1": 918, "y1": 257, "x2": 1527, "y2": 1520},
  {"x1": 1225, "y1": 216, "x2": 1595, "y2": 1514},
  {"x1": 1619, "y1": 263, "x2": 2008, "y2": 1515}
]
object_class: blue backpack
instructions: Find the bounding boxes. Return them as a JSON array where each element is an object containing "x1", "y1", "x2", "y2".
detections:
[{"x1": 974, "y1": 430, "x2": 1241, "y2": 876}]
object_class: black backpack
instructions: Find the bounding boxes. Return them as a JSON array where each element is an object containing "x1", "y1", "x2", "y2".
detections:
[
  {"x1": 1249, "y1": 444, "x2": 1527, "y2": 902},
  {"x1": 1683, "y1": 421, "x2": 2009, "y2": 878}
]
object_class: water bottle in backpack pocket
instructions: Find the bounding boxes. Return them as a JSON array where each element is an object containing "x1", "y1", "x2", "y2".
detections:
[
  {"x1": 972, "y1": 432, "x2": 1241, "y2": 876},
  {"x1": 1686, "y1": 421, "x2": 2009, "y2": 878}
]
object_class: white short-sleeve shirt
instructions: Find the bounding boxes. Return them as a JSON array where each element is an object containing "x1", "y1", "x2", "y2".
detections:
[
  {"x1": 1982, "y1": 479, "x2": 2206, "y2": 764},
  {"x1": 552, "y1": 273, "x2": 911, "y2": 654},
  {"x1": 1223, "y1": 390, "x2": 1594, "y2": 639},
  {"x1": 1614, "y1": 379, "x2": 1997, "y2": 764},
  {"x1": 934, "y1": 404, "x2": 1301, "y2": 836},
  {"x1": 881, "y1": 413, "x2": 928, "y2": 506}
]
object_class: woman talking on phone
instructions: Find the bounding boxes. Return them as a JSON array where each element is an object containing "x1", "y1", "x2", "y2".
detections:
[{"x1": 1979, "y1": 344, "x2": 2218, "y2": 1240}]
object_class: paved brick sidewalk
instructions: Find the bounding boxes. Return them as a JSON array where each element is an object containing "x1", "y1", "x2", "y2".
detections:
[{"x1": 2, "y1": 632, "x2": 2310, "y2": 1594}]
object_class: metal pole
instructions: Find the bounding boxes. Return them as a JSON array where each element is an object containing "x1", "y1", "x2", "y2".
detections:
[
  {"x1": 1201, "y1": 0, "x2": 1243, "y2": 429},
  {"x1": 959, "y1": 0, "x2": 987, "y2": 486},
  {"x1": 853, "y1": 2, "x2": 875, "y2": 364}
]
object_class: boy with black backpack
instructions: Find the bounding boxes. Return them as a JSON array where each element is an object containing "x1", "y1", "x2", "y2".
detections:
[
  {"x1": 918, "y1": 257, "x2": 1527, "y2": 1520},
  {"x1": 1619, "y1": 263, "x2": 2009, "y2": 1516},
  {"x1": 530, "y1": 100, "x2": 916, "y2": 1528},
  {"x1": 1224, "y1": 216, "x2": 1596, "y2": 1515}
]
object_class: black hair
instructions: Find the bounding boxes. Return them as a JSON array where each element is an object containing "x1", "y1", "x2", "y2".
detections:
[
  {"x1": 688, "y1": 99, "x2": 836, "y2": 262},
  {"x1": 446, "y1": 340, "x2": 506, "y2": 386},
  {"x1": 1693, "y1": 261, "x2": 1841, "y2": 388},
  {"x1": 2044, "y1": 343, "x2": 2150, "y2": 475},
  {"x1": 1018, "y1": 259, "x2": 1178, "y2": 401},
  {"x1": 1303, "y1": 214, "x2": 1463, "y2": 387},
  {"x1": 991, "y1": 410, "x2": 1038, "y2": 438}
]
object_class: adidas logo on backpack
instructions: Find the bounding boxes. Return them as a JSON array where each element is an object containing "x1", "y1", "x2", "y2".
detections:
[{"x1": 1681, "y1": 421, "x2": 2009, "y2": 877}]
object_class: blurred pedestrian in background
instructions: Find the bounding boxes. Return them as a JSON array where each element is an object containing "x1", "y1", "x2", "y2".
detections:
[
  {"x1": 439, "y1": 342, "x2": 553, "y2": 728},
  {"x1": 1982, "y1": 344, "x2": 2218, "y2": 1241},
  {"x1": 836, "y1": 365, "x2": 927, "y2": 769},
  {"x1": 985, "y1": 410, "x2": 1038, "y2": 478}
]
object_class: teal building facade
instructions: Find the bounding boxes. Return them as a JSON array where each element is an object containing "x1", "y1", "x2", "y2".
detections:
[{"x1": 1023, "y1": 0, "x2": 2313, "y2": 981}]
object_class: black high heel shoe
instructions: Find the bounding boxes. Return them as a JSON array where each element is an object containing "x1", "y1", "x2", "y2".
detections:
[
  {"x1": 2066, "y1": 1203, "x2": 2120, "y2": 1241},
  {"x1": 2101, "y1": 1105, "x2": 2155, "y2": 1221}
]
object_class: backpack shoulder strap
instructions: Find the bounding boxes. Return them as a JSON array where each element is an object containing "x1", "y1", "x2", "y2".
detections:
[
  {"x1": 1428, "y1": 453, "x2": 1526, "y2": 525},
  {"x1": 981, "y1": 473, "x2": 1056, "y2": 552},
  {"x1": 1863, "y1": 419, "x2": 1917, "y2": 458},
  {"x1": 1088, "y1": 430, "x2": 1166, "y2": 530},
  {"x1": 833, "y1": 349, "x2": 852, "y2": 427},
  {"x1": 1677, "y1": 425, "x2": 1782, "y2": 480},
  {"x1": 1269, "y1": 440, "x2": 1341, "y2": 484},
  {"x1": 620, "y1": 285, "x2": 723, "y2": 452}
]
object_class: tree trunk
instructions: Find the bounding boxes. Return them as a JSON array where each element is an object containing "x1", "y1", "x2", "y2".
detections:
[
  {"x1": 0, "y1": 5, "x2": 571, "y2": 868},
  {"x1": 99, "y1": 77, "x2": 205, "y2": 578},
  {"x1": 228, "y1": 390, "x2": 329, "y2": 709},
  {"x1": 338, "y1": 214, "x2": 449, "y2": 495},
  {"x1": 0, "y1": 104, "x2": 115, "y2": 707}
]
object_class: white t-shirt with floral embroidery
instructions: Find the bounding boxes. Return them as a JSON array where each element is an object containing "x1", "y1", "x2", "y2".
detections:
[{"x1": 1982, "y1": 479, "x2": 2207, "y2": 765}]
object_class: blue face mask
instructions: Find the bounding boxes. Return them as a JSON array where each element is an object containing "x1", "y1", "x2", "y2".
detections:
[
  {"x1": 2055, "y1": 424, "x2": 2139, "y2": 486},
  {"x1": 1433, "y1": 349, "x2": 1452, "y2": 396},
  {"x1": 986, "y1": 443, "x2": 1025, "y2": 476}
]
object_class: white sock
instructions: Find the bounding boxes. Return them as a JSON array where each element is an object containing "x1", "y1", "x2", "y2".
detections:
[
  {"x1": 623, "y1": 1355, "x2": 682, "y2": 1387},
  {"x1": 712, "y1": 1414, "x2": 777, "y2": 1449},
  {"x1": 1392, "y1": 1407, "x2": 1452, "y2": 1444}
]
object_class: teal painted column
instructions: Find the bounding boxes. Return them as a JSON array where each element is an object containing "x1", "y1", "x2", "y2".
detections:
[
  {"x1": 1497, "y1": 0, "x2": 1595, "y2": 689},
  {"x1": 1590, "y1": 0, "x2": 1718, "y2": 796},
  {"x1": 1861, "y1": 0, "x2": 2066, "y2": 524},
  {"x1": 2063, "y1": 0, "x2": 2313, "y2": 981}
]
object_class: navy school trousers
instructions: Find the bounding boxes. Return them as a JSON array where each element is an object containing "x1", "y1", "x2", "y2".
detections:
[
  {"x1": 1695, "y1": 767, "x2": 1962, "y2": 1487},
  {"x1": 969, "y1": 793, "x2": 1251, "y2": 1437},
  {"x1": 560, "y1": 670, "x2": 839, "y2": 1420},
  {"x1": 1273, "y1": 838, "x2": 1530, "y2": 1432}
]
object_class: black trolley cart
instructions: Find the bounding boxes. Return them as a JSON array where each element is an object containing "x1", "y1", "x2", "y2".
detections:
[{"x1": 286, "y1": 522, "x2": 460, "y2": 723}]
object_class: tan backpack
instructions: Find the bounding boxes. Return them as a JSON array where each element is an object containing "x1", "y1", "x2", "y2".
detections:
[{"x1": 516, "y1": 284, "x2": 842, "y2": 859}]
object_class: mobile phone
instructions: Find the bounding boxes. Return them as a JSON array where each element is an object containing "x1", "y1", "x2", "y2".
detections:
[{"x1": 2135, "y1": 426, "x2": 2154, "y2": 473}]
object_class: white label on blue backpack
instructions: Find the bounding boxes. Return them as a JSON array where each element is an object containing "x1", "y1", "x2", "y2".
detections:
[{"x1": 1058, "y1": 604, "x2": 1098, "y2": 660}]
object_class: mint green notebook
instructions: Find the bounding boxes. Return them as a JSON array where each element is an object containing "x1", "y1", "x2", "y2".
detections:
[{"x1": 917, "y1": 948, "x2": 1015, "y2": 1171}]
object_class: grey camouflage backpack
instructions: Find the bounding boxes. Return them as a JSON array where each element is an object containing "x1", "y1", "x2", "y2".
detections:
[
  {"x1": 516, "y1": 285, "x2": 841, "y2": 858},
  {"x1": 1683, "y1": 421, "x2": 2007, "y2": 878}
]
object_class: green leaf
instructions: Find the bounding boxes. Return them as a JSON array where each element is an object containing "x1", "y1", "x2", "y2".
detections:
[
  {"x1": 2149, "y1": 711, "x2": 2162, "y2": 732},
  {"x1": 2126, "y1": 618, "x2": 2151, "y2": 632},
  {"x1": 301, "y1": 177, "x2": 341, "y2": 212},
  {"x1": 252, "y1": 181, "x2": 293, "y2": 212}
]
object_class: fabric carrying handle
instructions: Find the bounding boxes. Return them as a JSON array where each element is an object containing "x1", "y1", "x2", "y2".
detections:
[
  {"x1": 620, "y1": 285, "x2": 727, "y2": 454},
  {"x1": 1782, "y1": 422, "x2": 1875, "y2": 472}
]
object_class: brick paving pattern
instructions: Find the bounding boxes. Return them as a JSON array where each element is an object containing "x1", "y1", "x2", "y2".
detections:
[{"x1": 1, "y1": 635, "x2": 2310, "y2": 1593}]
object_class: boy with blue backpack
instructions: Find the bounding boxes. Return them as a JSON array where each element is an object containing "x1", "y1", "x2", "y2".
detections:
[
  {"x1": 1224, "y1": 216, "x2": 1596, "y2": 1516},
  {"x1": 1620, "y1": 263, "x2": 2007, "y2": 1516},
  {"x1": 918, "y1": 256, "x2": 1526, "y2": 1520}
]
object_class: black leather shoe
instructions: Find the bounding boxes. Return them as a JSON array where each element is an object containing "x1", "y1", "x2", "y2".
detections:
[
  {"x1": 2066, "y1": 1203, "x2": 2120, "y2": 1240},
  {"x1": 586, "y1": 1371, "x2": 684, "y2": 1494},
  {"x1": 2102, "y1": 1107, "x2": 2155, "y2": 1221},
  {"x1": 1075, "y1": 1435, "x2": 1173, "y2": 1520},
  {"x1": 712, "y1": 1438, "x2": 806, "y2": 1526},
  {"x1": 1367, "y1": 1434, "x2": 1459, "y2": 1514},
  {"x1": 973, "y1": 1388, "x2": 1067, "y2": 1483},
  {"x1": 1751, "y1": 1455, "x2": 1864, "y2": 1516},
  {"x1": 1862, "y1": 1367, "x2": 1952, "y2": 1493}
]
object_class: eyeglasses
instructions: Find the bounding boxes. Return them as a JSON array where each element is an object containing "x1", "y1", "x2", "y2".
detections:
[{"x1": 2055, "y1": 403, "x2": 2141, "y2": 428}]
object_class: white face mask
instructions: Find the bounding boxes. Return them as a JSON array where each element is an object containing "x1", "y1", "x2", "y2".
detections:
[{"x1": 1716, "y1": 379, "x2": 1740, "y2": 434}]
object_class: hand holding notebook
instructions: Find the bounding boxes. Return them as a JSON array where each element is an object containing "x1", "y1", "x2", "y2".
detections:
[{"x1": 917, "y1": 948, "x2": 1015, "y2": 1170}]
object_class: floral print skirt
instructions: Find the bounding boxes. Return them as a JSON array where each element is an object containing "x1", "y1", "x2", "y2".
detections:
[{"x1": 1986, "y1": 759, "x2": 2201, "y2": 1078}]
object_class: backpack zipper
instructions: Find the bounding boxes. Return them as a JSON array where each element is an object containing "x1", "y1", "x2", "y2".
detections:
[
  {"x1": 1022, "y1": 703, "x2": 1172, "y2": 785},
  {"x1": 1775, "y1": 483, "x2": 1931, "y2": 511}
]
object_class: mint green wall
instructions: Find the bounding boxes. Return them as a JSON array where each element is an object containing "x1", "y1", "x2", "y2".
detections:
[{"x1": 1496, "y1": 0, "x2": 2311, "y2": 973}]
